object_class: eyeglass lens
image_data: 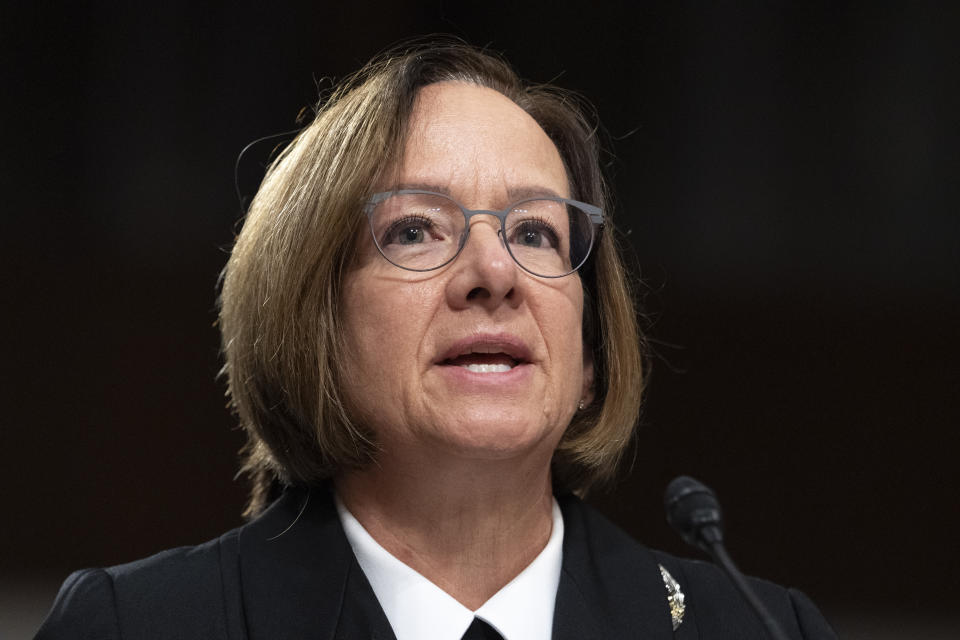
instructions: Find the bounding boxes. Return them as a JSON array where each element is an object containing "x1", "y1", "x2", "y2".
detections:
[{"x1": 369, "y1": 192, "x2": 595, "y2": 277}]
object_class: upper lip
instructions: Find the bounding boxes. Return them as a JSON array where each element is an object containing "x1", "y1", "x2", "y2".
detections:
[{"x1": 436, "y1": 333, "x2": 533, "y2": 365}]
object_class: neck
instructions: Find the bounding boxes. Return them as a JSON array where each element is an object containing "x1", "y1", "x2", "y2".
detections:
[{"x1": 336, "y1": 448, "x2": 555, "y2": 610}]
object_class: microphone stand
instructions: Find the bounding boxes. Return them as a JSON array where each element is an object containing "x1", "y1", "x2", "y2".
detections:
[
  {"x1": 665, "y1": 475, "x2": 791, "y2": 640},
  {"x1": 704, "y1": 539, "x2": 790, "y2": 640}
]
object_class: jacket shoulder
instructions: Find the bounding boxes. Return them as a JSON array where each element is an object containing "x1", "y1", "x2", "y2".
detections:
[
  {"x1": 652, "y1": 550, "x2": 838, "y2": 640},
  {"x1": 35, "y1": 568, "x2": 121, "y2": 640},
  {"x1": 559, "y1": 497, "x2": 835, "y2": 639},
  {"x1": 36, "y1": 530, "x2": 241, "y2": 640}
]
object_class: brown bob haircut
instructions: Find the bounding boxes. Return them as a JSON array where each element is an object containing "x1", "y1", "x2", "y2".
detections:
[{"x1": 219, "y1": 40, "x2": 644, "y2": 516}]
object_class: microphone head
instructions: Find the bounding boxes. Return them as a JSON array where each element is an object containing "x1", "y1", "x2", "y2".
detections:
[{"x1": 664, "y1": 475, "x2": 724, "y2": 553}]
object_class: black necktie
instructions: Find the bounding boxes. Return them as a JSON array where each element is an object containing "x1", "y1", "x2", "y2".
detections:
[{"x1": 461, "y1": 617, "x2": 504, "y2": 640}]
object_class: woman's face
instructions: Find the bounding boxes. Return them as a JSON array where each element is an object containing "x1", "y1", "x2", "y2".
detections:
[{"x1": 341, "y1": 82, "x2": 593, "y2": 465}]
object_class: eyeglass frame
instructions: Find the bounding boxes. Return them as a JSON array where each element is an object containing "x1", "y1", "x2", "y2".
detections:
[{"x1": 362, "y1": 189, "x2": 605, "y2": 278}]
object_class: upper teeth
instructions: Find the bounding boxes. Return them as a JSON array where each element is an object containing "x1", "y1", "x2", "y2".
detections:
[{"x1": 462, "y1": 363, "x2": 513, "y2": 373}]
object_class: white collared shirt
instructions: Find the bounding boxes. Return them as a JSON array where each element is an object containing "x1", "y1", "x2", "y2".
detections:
[{"x1": 335, "y1": 495, "x2": 564, "y2": 640}]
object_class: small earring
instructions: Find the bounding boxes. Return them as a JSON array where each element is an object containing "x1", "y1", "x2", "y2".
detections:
[{"x1": 578, "y1": 400, "x2": 586, "y2": 411}]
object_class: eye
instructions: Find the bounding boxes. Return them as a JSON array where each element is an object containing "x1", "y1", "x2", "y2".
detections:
[
  {"x1": 508, "y1": 217, "x2": 560, "y2": 249},
  {"x1": 382, "y1": 215, "x2": 440, "y2": 245}
]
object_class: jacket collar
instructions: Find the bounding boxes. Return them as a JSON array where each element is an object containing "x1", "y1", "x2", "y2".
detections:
[
  {"x1": 235, "y1": 487, "x2": 674, "y2": 640},
  {"x1": 237, "y1": 486, "x2": 395, "y2": 640}
]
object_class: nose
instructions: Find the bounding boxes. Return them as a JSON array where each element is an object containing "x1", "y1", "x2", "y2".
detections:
[{"x1": 445, "y1": 215, "x2": 520, "y2": 310}]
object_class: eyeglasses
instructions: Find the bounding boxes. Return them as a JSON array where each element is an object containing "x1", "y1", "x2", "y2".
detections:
[{"x1": 363, "y1": 190, "x2": 604, "y2": 278}]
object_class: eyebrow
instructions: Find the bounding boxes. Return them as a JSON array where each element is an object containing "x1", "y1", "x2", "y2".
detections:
[{"x1": 387, "y1": 182, "x2": 564, "y2": 202}]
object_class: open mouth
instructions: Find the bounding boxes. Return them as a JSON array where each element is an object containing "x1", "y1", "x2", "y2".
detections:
[
  {"x1": 441, "y1": 352, "x2": 521, "y2": 373},
  {"x1": 437, "y1": 336, "x2": 532, "y2": 375}
]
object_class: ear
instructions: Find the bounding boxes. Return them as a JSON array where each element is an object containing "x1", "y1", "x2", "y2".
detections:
[{"x1": 581, "y1": 347, "x2": 596, "y2": 407}]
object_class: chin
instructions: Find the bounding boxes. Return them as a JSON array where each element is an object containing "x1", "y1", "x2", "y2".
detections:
[{"x1": 431, "y1": 414, "x2": 561, "y2": 461}]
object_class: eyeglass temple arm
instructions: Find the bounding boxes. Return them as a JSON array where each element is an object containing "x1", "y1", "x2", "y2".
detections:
[{"x1": 579, "y1": 202, "x2": 604, "y2": 226}]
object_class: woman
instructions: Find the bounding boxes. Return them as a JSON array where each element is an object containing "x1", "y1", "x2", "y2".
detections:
[{"x1": 38, "y1": 42, "x2": 836, "y2": 639}]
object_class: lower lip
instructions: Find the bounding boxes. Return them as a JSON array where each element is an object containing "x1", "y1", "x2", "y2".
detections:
[{"x1": 435, "y1": 362, "x2": 534, "y2": 386}]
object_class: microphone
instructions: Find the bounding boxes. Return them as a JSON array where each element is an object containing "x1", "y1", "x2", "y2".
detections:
[{"x1": 664, "y1": 476, "x2": 791, "y2": 640}]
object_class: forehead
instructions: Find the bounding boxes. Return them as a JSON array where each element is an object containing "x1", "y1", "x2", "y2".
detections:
[{"x1": 396, "y1": 82, "x2": 570, "y2": 202}]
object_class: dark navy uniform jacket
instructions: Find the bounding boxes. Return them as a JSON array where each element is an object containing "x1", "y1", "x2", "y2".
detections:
[{"x1": 37, "y1": 488, "x2": 837, "y2": 639}]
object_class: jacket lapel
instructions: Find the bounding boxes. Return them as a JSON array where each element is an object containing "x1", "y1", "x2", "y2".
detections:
[
  {"x1": 237, "y1": 487, "x2": 395, "y2": 640},
  {"x1": 334, "y1": 559, "x2": 397, "y2": 640},
  {"x1": 554, "y1": 495, "x2": 676, "y2": 640}
]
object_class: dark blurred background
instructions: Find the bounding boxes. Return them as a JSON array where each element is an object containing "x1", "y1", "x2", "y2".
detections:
[{"x1": 3, "y1": 2, "x2": 958, "y2": 637}]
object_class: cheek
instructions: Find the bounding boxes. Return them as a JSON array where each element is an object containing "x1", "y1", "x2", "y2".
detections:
[
  {"x1": 551, "y1": 283, "x2": 586, "y2": 358},
  {"x1": 536, "y1": 281, "x2": 587, "y2": 394},
  {"x1": 341, "y1": 272, "x2": 436, "y2": 392},
  {"x1": 342, "y1": 274, "x2": 389, "y2": 403},
  {"x1": 341, "y1": 275, "x2": 449, "y2": 444}
]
